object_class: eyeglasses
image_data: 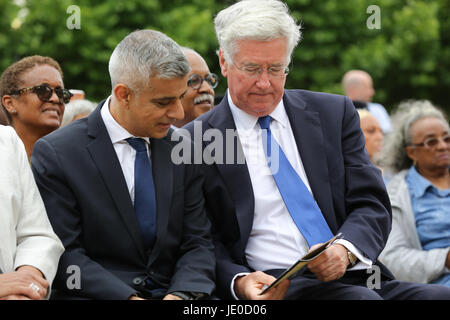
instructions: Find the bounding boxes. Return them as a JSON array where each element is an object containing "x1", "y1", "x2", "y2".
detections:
[
  {"x1": 10, "y1": 84, "x2": 73, "y2": 104},
  {"x1": 187, "y1": 73, "x2": 219, "y2": 90},
  {"x1": 410, "y1": 135, "x2": 450, "y2": 149},
  {"x1": 233, "y1": 63, "x2": 289, "y2": 78}
]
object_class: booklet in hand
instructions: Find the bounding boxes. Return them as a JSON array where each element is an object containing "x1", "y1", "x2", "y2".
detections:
[{"x1": 259, "y1": 233, "x2": 343, "y2": 295}]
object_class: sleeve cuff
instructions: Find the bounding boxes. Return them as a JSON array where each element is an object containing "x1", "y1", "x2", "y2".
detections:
[
  {"x1": 335, "y1": 239, "x2": 373, "y2": 271},
  {"x1": 230, "y1": 272, "x2": 251, "y2": 300}
]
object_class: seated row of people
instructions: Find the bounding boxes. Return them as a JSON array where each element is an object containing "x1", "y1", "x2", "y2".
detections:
[{"x1": 0, "y1": 0, "x2": 448, "y2": 300}]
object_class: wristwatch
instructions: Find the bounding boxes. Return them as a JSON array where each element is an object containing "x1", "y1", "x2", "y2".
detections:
[{"x1": 347, "y1": 251, "x2": 358, "y2": 267}]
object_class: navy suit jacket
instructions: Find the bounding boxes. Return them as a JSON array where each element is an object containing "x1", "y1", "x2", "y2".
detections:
[
  {"x1": 31, "y1": 101, "x2": 215, "y2": 299},
  {"x1": 185, "y1": 89, "x2": 394, "y2": 299}
]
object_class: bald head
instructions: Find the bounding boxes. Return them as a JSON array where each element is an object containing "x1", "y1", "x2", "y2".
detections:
[
  {"x1": 342, "y1": 70, "x2": 375, "y2": 103},
  {"x1": 183, "y1": 48, "x2": 203, "y2": 63}
]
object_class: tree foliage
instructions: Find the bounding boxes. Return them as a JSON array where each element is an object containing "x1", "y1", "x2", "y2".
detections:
[{"x1": 0, "y1": 0, "x2": 448, "y2": 114}]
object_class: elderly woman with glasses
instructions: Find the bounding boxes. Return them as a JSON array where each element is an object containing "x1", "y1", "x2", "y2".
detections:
[
  {"x1": 0, "y1": 55, "x2": 72, "y2": 159},
  {"x1": 379, "y1": 100, "x2": 450, "y2": 286}
]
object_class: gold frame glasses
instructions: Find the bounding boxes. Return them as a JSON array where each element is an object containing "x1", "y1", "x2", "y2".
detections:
[{"x1": 187, "y1": 73, "x2": 219, "y2": 90}]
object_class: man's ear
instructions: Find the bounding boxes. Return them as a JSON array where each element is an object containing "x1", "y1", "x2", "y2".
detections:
[
  {"x1": 113, "y1": 84, "x2": 132, "y2": 108},
  {"x1": 218, "y1": 49, "x2": 228, "y2": 78}
]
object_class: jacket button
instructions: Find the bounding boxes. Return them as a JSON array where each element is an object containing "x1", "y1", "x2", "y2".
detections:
[{"x1": 133, "y1": 277, "x2": 142, "y2": 285}]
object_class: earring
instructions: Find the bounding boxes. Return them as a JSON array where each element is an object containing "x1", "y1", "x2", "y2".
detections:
[{"x1": 10, "y1": 109, "x2": 17, "y2": 114}]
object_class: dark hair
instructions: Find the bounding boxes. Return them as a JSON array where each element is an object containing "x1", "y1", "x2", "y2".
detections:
[
  {"x1": 352, "y1": 100, "x2": 368, "y2": 110},
  {"x1": 0, "y1": 55, "x2": 63, "y2": 122},
  {"x1": 0, "y1": 107, "x2": 9, "y2": 125}
]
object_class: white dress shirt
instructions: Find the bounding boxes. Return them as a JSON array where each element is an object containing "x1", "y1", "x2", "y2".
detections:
[
  {"x1": 229, "y1": 93, "x2": 312, "y2": 270},
  {"x1": 227, "y1": 91, "x2": 371, "y2": 298},
  {"x1": 100, "y1": 96, "x2": 151, "y2": 203}
]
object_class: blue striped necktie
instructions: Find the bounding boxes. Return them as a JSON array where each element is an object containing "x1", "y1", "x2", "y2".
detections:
[
  {"x1": 127, "y1": 138, "x2": 157, "y2": 251},
  {"x1": 258, "y1": 115, "x2": 333, "y2": 246}
]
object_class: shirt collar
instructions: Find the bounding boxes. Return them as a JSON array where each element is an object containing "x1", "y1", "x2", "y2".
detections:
[
  {"x1": 101, "y1": 96, "x2": 150, "y2": 145},
  {"x1": 227, "y1": 90, "x2": 288, "y2": 131},
  {"x1": 406, "y1": 166, "x2": 435, "y2": 198}
]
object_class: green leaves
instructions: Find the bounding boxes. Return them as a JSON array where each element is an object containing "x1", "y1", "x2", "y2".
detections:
[
  {"x1": 0, "y1": 0, "x2": 448, "y2": 114},
  {"x1": 284, "y1": 0, "x2": 447, "y2": 113}
]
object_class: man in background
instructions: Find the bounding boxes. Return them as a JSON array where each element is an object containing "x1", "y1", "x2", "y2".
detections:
[
  {"x1": 174, "y1": 48, "x2": 217, "y2": 127},
  {"x1": 342, "y1": 69, "x2": 392, "y2": 133}
]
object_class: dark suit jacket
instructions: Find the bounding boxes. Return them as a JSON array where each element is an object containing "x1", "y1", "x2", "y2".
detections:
[
  {"x1": 31, "y1": 101, "x2": 215, "y2": 300},
  {"x1": 185, "y1": 89, "x2": 394, "y2": 299}
]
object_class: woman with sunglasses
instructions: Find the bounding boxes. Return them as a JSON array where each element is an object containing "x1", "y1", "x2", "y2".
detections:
[
  {"x1": 378, "y1": 100, "x2": 450, "y2": 287},
  {"x1": 0, "y1": 55, "x2": 72, "y2": 159}
]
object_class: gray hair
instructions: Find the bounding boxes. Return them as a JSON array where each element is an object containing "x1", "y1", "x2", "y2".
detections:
[
  {"x1": 214, "y1": 0, "x2": 302, "y2": 65},
  {"x1": 61, "y1": 99, "x2": 97, "y2": 127},
  {"x1": 375, "y1": 100, "x2": 448, "y2": 173},
  {"x1": 108, "y1": 30, "x2": 190, "y2": 92}
]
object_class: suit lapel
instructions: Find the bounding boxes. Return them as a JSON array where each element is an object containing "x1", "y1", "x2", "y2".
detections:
[
  {"x1": 283, "y1": 92, "x2": 337, "y2": 231},
  {"x1": 86, "y1": 103, "x2": 147, "y2": 260},
  {"x1": 147, "y1": 137, "x2": 173, "y2": 265},
  {"x1": 208, "y1": 98, "x2": 255, "y2": 254}
]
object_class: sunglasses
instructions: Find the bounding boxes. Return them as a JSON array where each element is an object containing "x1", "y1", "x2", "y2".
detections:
[
  {"x1": 10, "y1": 84, "x2": 73, "y2": 104},
  {"x1": 410, "y1": 135, "x2": 450, "y2": 149},
  {"x1": 187, "y1": 73, "x2": 219, "y2": 90}
]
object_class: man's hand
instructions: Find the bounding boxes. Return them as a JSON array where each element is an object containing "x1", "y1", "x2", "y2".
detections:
[
  {"x1": 129, "y1": 295, "x2": 145, "y2": 300},
  {"x1": 0, "y1": 295, "x2": 32, "y2": 300},
  {"x1": 0, "y1": 265, "x2": 49, "y2": 300},
  {"x1": 307, "y1": 243, "x2": 349, "y2": 282},
  {"x1": 446, "y1": 251, "x2": 450, "y2": 269},
  {"x1": 234, "y1": 271, "x2": 290, "y2": 300},
  {"x1": 163, "y1": 294, "x2": 184, "y2": 300}
]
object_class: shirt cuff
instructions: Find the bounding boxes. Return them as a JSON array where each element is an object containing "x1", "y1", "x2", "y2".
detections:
[
  {"x1": 335, "y1": 239, "x2": 372, "y2": 271},
  {"x1": 230, "y1": 272, "x2": 251, "y2": 300}
]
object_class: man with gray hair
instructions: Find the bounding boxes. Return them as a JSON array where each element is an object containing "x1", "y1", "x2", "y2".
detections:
[
  {"x1": 186, "y1": 0, "x2": 450, "y2": 300},
  {"x1": 31, "y1": 30, "x2": 215, "y2": 300}
]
